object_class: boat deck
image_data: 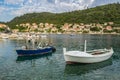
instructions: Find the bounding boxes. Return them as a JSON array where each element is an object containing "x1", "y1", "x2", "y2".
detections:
[{"x1": 86, "y1": 49, "x2": 110, "y2": 55}]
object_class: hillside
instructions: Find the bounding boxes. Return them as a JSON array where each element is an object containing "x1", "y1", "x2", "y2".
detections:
[
  {"x1": 7, "y1": 3, "x2": 120, "y2": 29},
  {"x1": 0, "y1": 22, "x2": 6, "y2": 24}
]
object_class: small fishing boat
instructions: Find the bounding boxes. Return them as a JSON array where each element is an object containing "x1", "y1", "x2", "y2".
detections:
[
  {"x1": 16, "y1": 46, "x2": 55, "y2": 56},
  {"x1": 16, "y1": 36, "x2": 56, "y2": 56},
  {"x1": 1, "y1": 33, "x2": 9, "y2": 39},
  {"x1": 2, "y1": 36, "x2": 9, "y2": 39},
  {"x1": 63, "y1": 40, "x2": 114, "y2": 64}
]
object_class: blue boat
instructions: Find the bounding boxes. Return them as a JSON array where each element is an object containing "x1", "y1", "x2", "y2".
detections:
[
  {"x1": 16, "y1": 34, "x2": 56, "y2": 56},
  {"x1": 16, "y1": 46, "x2": 56, "y2": 56}
]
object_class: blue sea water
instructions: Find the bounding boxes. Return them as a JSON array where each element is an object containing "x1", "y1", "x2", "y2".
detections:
[{"x1": 0, "y1": 34, "x2": 120, "y2": 80}]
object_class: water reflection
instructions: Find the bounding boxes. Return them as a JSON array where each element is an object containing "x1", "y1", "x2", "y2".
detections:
[
  {"x1": 16, "y1": 53, "x2": 52, "y2": 62},
  {"x1": 64, "y1": 59, "x2": 112, "y2": 75}
]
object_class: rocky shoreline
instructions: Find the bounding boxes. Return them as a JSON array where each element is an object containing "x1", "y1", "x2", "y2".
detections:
[{"x1": 0, "y1": 32, "x2": 119, "y2": 40}]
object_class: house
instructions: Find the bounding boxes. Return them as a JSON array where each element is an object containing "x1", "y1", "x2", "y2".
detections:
[
  {"x1": 108, "y1": 22, "x2": 114, "y2": 25},
  {"x1": 0, "y1": 24, "x2": 7, "y2": 28},
  {"x1": 106, "y1": 26, "x2": 112, "y2": 31},
  {"x1": 61, "y1": 23, "x2": 70, "y2": 31},
  {"x1": 12, "y1": 29, "x2": 19, "y2": 33}
]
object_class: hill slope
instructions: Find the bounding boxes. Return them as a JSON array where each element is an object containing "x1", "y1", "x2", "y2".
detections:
[{"x1": 7, "y1": 3, "x2": 120, "y2": 29}]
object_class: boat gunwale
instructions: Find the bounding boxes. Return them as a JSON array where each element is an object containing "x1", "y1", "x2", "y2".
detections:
[{"x1": 64, "y1": 50, "x2": 113, "y2": 58}]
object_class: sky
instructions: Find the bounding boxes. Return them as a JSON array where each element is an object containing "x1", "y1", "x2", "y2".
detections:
[{"x1": 0, "y1": 0, "x2": 120, "y2": 22}]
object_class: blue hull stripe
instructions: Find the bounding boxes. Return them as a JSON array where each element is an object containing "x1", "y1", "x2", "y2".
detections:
[{"x1": 16, "y1": 47, "x2": 53, "y2": 56}]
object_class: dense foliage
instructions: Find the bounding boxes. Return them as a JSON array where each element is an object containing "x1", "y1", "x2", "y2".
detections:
[
  {"x1": 7, "y1": 3, "x2": 120, "y2": 29},
  {"x1": 0, "y1": 22, "x2": 6, "y2": 24}
]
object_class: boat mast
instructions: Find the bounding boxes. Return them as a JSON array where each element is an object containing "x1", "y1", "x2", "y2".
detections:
[
  {"x1": 84, "y1": 40, "x2": 87, "y2": 52},
  {"x1": 32, "y1": 38, "x2": 35, "y2": 49}
]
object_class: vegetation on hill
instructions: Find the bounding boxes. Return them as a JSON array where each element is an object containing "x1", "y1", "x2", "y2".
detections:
[
  {"x1": 0, "y1": 22, "x2": 6, "y2": 24},
  {"x1": 7, "y1": 3, "x2": 120, "y2": 29}
]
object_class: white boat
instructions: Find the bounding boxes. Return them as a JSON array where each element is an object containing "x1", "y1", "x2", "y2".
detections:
[
  {"x1": 40, "y1": 35, "x2": 47, "y2": 38},
  {"x1": 2, "y1": 36, "x2": 9, "y2": 39},
  {"x1": 1, "y1": 33, "x2": 9, "y2": 39},
  {"x1": 63, "y1": 40, "x2": 114, "y2": 64}
]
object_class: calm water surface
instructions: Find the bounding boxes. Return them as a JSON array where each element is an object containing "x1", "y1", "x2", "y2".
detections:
[{"x1": 0, "y1": 34, "x2": 120, "y2": 80}]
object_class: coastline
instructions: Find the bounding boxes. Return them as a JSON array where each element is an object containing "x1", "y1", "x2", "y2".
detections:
[{"x1": 0, "y1": 32, "x2": 120, "y2": 39}]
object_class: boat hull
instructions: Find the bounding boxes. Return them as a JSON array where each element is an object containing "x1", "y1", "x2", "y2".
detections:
[
  {"x1": 64, "y1": 54, "x2": 112, "y2": 64},
  {"x1": 16, "y1": 47, "x2": 55, "y2": 56},
  {"x1": 64, "y1": 51, "x2": 113, "y2": 64}
]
